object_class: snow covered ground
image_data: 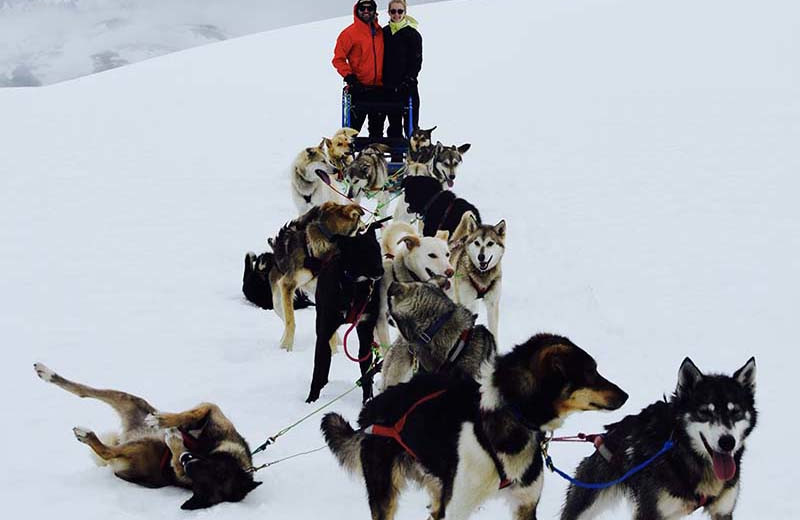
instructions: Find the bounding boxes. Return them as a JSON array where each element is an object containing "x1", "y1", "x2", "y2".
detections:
[
  {"x1": 0, "y1": 0, "x2": 445, "y2": 86},
  {"x1": 1, "y1": 0, "x2": 798, "y2": 518}
]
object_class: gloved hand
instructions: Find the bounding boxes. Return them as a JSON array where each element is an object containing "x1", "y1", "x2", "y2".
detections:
[{"x1": 344, "y1": 74, "x2": 363, "y2": 94}]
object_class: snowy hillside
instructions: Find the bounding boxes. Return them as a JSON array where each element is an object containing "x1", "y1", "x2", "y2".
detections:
[
  {"x1": 0, "y1": 0, "x2": 445, "y2": 87},
  {"x1": 1, "y1": 0, "x2": 798, "y2": 518}
]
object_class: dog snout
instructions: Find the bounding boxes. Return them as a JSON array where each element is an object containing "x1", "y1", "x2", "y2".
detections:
[
  {"x1": 718, "y1": 434, "x2": 736, "y2": 453},
  {"x1": 444, "y1": 268, "x2": 454, "y2": 278},
  {"x1": 478, "y1": 253, "x2": 485, "y2": 262}
]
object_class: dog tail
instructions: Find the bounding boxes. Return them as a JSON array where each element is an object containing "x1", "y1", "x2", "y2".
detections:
[{"x1": 321, "y1": 413, "x2": 363, "y2": 475}]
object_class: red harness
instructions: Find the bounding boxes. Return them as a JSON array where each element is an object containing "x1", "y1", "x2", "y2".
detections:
[
  {"x1": 364, "y1": 390, "x2": 447, "y2": 460},
  {"x1": 365, "y1": 389, "x2": 512, "y2": 490},
  {"x1": 159, "y1": 430, "x2": 202, "y2": 473}
]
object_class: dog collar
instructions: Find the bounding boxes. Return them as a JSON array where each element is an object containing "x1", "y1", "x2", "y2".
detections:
[
  {"x1": 445, "y1": 328, "x2": 474, "y2": 365},
  {"x1": 417, "y1": 308, "x2": 455, "y2": 343},
  {"x1": 317, "y1": 222, "x2": 336, "y2": 241}
]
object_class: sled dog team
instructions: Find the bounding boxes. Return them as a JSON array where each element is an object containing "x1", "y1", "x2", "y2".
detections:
[{"x1": 35, "y1": 127, "x2": 757, "y2": 519}]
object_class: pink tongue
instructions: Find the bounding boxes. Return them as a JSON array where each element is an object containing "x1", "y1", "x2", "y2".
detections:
[
  {"x1": 446, "y1": 179, "x2": 454, "y2": 188},
  {"x1": 712, "y1": 452, "x2": 736, "y2": 481}
]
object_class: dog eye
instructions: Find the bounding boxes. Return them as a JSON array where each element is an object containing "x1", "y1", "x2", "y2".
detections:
[
  {"x1": 428, "y1": 253, "x2": 437, "y2": 259},
  {"x1": 696, "y1": 408, "x2": 713, "y2": 421},
  {"x1": 474, "y1": 241, "x2": 480, "y2": 246},
  {"x1": 730, "y1": 406, "x2": 744, "y2": 420},
  {"x1": 487, "y1": 241, "x2": 494, "y2": 247},
  {"x1": 445, "y1": 253, "x2": 450, "y2": 257}
]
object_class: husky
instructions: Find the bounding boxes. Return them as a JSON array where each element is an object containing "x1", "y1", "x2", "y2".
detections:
[
  {"x1": 268, "y1": 202, "x2": 364, "y2": 351},
  {"x1": 402, "y1": 175, "x2": 482, "y2": 237},
  {"x1": 343, "y1": 143, "x2": 391, "y2": 215},
  {"x1": 307, "y1": 222, "x2": 385, "y2": 404},
  {"x1": 33, "y1": 363, "x2": 261, "y2": 510},
  {"x1": 561, "y1": 357, "x2": 757, "y2": 520},
  {"x1": 381, "y1": 279, "x2": 494, "y2": 389},
  {"x1": 242, "y1": 251, "x2": 313, "y2": 310},
  {"x1": 449, "y1": 212, "x2": 506, "y2": 340},
  {"x1": 322, "y1": 333, "x2": 628, "y2": 520},
  {"x1": 326, "y1": 127, "x2": 359, "y2": 174},
  {"x1": 408, "y1": 126, "x2": 437, "y2": 160},
  {"x1": 431, "y1": 141, "x2": 471, "y2": 188},
  {"x1": 289, "y1": 139, "x2": 347, "y2": 215},
  {"x1": 374, "y1": 221, "x2": 454, "y2": 351}
]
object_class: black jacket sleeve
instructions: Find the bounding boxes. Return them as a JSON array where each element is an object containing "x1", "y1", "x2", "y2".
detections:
[{"x1": 405, "y1": 28, "x2": 423, "y2": 84}]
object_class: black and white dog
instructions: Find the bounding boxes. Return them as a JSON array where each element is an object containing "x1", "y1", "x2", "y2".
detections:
[
  {"x1": 561, "y1": 357, "x2": 757, "y2": 520},
  {"x1": 322, "y1": 334, "x2": 628, "y2": 520},
  {"x1": 401, "y1": 176, "x2": 481, "y2": 237},
  {"x1": 306, "y1": 222, "x2": 385, "y2": 404}
]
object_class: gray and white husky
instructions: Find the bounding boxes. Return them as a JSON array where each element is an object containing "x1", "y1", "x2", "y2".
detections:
[
  {"x1": 343, "y1": 144, "x2": 390, "y2": 216},
  {"x1": 561, "y1": 357, "x2": 757, "y2": 520},
  {"x1": 289, "y1": 139, "x2": 345, "y2": 214},
  {"x1": 432, "y1": 141, "x2": 471, "y2": 188},
  {"x1": 449, "y1": 212, "x2": 506, "y2": 340},
  {"x1": 381, "y1": 278, "x2": 495, "y2": 389}
]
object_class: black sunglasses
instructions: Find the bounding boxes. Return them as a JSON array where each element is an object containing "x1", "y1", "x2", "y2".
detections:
[
  {"x1": 389, "y1": 9, "x2": 404, "y2": 14},
  {"x1": 358, "y1": 5, "x2": 376, "y2": 12}
]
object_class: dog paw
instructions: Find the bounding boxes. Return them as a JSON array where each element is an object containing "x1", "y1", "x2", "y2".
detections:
[
  {"x1": 279, "y1": 339, "x2": 294, "y2": 352},
  {"x1": 34, "y1": 362, "x2": 55, "y2": 382},
  {"x1": 73, "y1": 426, "x2": 93, "y2": 442},
  {"x1": 164, "y1": 428, "x2": 184, "y2": 448},
  {"x1": 144, "y1": 413, "x2": 164, "y2": 429}
]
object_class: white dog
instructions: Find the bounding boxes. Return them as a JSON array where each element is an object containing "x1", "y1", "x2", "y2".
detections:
[{"x1": 374, "y1": 221, "x2": 454, "y2": 351}]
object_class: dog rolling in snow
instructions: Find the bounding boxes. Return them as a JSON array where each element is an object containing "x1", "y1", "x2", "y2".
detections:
[
  {"x1": 322, "y1": 333, "x2": 628, "y2": 520},
  {"x1": 33, "y1": 363, "x2": 260, "y2": 510},
  {"x1": 561, "y1": 357, "x2": 757, "y2": 520},
  {"x1": 374, "y1": 221, "x2": 454, "y2": 350},
  {"x1": 449, "y1": 212, "x2": 506, "y2": 340}
]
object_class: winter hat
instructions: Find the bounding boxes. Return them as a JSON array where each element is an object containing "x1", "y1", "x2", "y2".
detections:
[{"x1": 357, "y1": 0, "x2": 377, "y2": 9}]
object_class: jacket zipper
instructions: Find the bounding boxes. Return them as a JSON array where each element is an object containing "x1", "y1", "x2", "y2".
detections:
[{"x1": 371, "y1": 23, "x2": 378, "y2": 85}]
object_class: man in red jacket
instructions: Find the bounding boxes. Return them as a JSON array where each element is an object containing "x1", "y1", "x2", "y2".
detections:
[{"x1": 333, "y1": 0, "x2": 385, "y2": 139}]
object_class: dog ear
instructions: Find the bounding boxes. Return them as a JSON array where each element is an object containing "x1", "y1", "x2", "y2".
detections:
[
  {"x1": 247, "y1": 480, "x2": 263, "y2": 492},
  {"x1": 347, "y1": 205, "x2": 365, "y2": 219},
  {"x1": 733, "y1": 357, "x2": 756, "y2": 393},
  {"x1": 435, "y1": 230, "x2": 450, "y2": 241},
  {"x1": 676, "y1": 357, "x2": 703, "y2": 398},
  {"x1": 494, "y1": 220, "x2": 506, "y2": 238},
  {"x1": 322, "y1": 137, "x2": 332, "y2": 150},
  {"x1": 457, "y1": 143, "x2": 471, "y2": 155},
  {"x1": 181, "y1": 494, "x2": 211, "y2": 510},
  {"x1": 425, "y1": 126, "x2": 437, "y2": 134},
  {"x1": 398, "y1": 235, "x2": 420, "y2": 250}
]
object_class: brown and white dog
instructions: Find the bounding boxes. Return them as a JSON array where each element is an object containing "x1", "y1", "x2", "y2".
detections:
[
  {"x1": 289, "y1": 139, "x2": 347, "y2": 215},
  {"x1": 33, "y1": 363, "x2": 260, "y2": 510},
  {"x1": 325, "y1": 127, "x2": 359, "y2": 174},
  {"x1": 268, "y1": 202, "x2": 365, "y2": 351}
]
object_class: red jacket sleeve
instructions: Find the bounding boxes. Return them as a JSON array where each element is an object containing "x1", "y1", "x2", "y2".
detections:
[{"x1": 332, "y1": 30, "x2": 353, "y2": 78}]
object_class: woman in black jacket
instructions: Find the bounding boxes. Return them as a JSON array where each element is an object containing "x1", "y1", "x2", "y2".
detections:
[{"x1": 382, "y1": 0, "x2": 422, "y2": 140}]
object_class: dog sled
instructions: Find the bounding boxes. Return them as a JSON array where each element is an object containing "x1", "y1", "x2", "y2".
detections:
[{"x1": 341, "y1": 86, "x2": 414, "y2": 175}]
